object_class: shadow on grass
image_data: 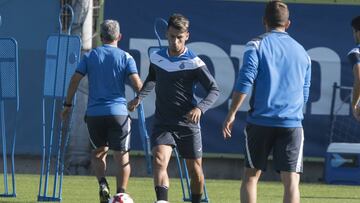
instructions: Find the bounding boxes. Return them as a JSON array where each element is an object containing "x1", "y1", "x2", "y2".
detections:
[
  {"x1": 262, "y1": 194, "x2": 360, "y2": 200},
  {"x1": 302, "y1": 196, "x2": 360, "y2": 200},
  {"x1": 0, "y1": 200, "x2": 37, "y2": 203}
]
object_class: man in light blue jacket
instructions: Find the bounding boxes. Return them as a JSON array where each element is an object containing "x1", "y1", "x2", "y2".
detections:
[{"x1": 222, "y1": 1, "x2": 311, "y2": 203}]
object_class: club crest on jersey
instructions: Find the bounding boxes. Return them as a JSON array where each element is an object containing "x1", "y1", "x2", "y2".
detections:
[{"x1": 179, "y1": 62, "x2": 185, "y2": 69}]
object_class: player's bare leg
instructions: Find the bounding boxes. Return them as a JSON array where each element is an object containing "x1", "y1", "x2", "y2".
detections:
[
  {"x1": 92, "y1": 146, "x2": 108, "y2": 181},
  {"x1": 153, "y1": 145, "x2": 173, "y2": 201},
  {"x1": 92, "y1": 146, "x2": 111, "y2": 203},
  {"x1": 113, "y1": 151, "x2": 130, "y2": 193},
  {"x1": 280, "y1": 171, "x2": 300, "y2": 203},
  {"x1": 240, "y1": 167, "x2": 262, "y2": 203},
  {"x1": 186, "y1": 158, "x2": 204, "y2": 203}
]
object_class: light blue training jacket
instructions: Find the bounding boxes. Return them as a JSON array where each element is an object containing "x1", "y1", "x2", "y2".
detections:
[{"x1": 235, "y1": 30, "x2": 311, "y2": 128}]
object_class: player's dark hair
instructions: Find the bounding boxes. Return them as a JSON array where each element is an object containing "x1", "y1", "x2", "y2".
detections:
[
  {"x1": 264, "y1": 0, "x2": 289, "y2": 28},
  {"x1": 351, "y1": 16, "x2": 360, "y2": 31},
  {"x1": 167, "y1": 13, "x2": 189, "y2": 32}
]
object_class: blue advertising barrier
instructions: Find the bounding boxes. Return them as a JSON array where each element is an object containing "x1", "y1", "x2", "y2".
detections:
[{"x1": 104, "y1": 0, "x2": 360, "y2": 157}]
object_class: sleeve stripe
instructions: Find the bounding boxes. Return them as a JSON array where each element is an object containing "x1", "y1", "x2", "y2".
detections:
[{"x1": 75, "y1": 70, "x2": 86, "y2": 76}]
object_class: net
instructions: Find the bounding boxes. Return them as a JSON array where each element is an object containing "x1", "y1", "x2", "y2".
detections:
[{"x1": 329, "y1": 83, "x2": 360, "y2": 143}]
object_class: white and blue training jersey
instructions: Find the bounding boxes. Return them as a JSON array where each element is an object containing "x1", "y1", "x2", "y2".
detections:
[
  {"x1": 348, "y1": 44, "x2": 360, "y2": 67},
  {"x1": 76, "y1": 44, "x2": 138, "y2": 116},
  {"x1": 138, "y1": 47, "x2": 219, "y2": 128},
  {"x1": 235, "y1": 30, "x2": 311, "y2": 127}
]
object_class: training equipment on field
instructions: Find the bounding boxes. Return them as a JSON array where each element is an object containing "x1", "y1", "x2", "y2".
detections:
[
  {"x1": 152, "y1": 17, "x2": 209, "y2": 203},
  {"x1": 174, "y1": 149, "x2": 209, "y2": 202},
  {"x1": 0, "y1": 15, "x2": 19, "y2": 198},
  {"x1": 325, "y1": 142, "x2": 360, "y2": 185},
  {"x1": 325, "y1": 83, "x2": 360, "y2": 185},
  {"x1": 37, "y1": 5, "x2": 81, "y2": 201},
  {"x1": 137, "y1": 102, "x2": 152, "y2": 175},
  {"x1": 108, "y1": 193, "x2": 134, "y2": 203},
  {"x1": 328, "y1": 82, "x2": 360, "y2": 143}
]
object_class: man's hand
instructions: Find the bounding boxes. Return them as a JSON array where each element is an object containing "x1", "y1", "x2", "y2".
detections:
[
  {"x1": 186, "y1": 107, "x2": 202, "y2": 124},
  {"x1": 353, "y1": 104, "x2": 360, "y2": 122},
  {"x1": 127, "y1": 97, "x2": 141, "y2": 112},
  {"x1": 61, "y1": 106, "x2": 72, "y2": 121},
  {"x1": 222, "y1": 114, "x2": 235, "y2": 139}
]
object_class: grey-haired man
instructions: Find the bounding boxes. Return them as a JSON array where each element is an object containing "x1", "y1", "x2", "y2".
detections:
[{"x1": 61, "y1": 19, "x2": 142, "y2": 203}]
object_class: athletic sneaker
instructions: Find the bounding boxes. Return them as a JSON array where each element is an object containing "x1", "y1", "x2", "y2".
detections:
[
  {"x1": 99, "y1": 183, "x2": 111, "y2": 203},
  {"x1": 154, "y1": 201, "x2": 169, "y2": 203}
]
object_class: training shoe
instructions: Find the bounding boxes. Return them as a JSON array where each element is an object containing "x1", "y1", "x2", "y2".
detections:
[
  {"x1": 154, "y1": 201, "x2": 169, "y2": 203},
  {"x1": 99, "y1": 183, "x2": 111, "y2": 203}
]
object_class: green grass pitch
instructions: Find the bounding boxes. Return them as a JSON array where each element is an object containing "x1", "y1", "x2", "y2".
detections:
[{"x1": 0, "y1": 174, "x2": 360, "y2": 202}]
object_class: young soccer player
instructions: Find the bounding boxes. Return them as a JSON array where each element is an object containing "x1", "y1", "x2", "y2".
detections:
[
  {"x1": 222, "y1": 1, "x2": 311, "y2": 203},
  {"x1": 128, "y1": 13, "x2": 219, "y2": 203},
  {"x1": 348, "y1": 16, "x2": 360, "y2": 121},
  {"x1": 61, "y1": 19, "x2": 142, "y2": 203}
]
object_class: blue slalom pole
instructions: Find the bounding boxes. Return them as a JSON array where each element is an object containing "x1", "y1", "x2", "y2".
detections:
[
  {"x1": 1, "y1": 100, "x2": 8, "y2": 195},
  {"x1": 137, "y1": 103, "x2": 152, "y2": 174},
  {"x1": 182, "y1": 159, "x2": 192, "y2": 199},
  {"x1": 38, "y1": 99, "x2": 46, "y2": 198},
  {"x1": 174, "y1": 148, "x2": 187, "y2": 201}
]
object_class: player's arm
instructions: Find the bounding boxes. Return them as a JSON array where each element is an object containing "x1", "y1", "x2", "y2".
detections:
[
  {"x1": 125, "y1": 52, "x2": 142, "y2": 93},
  {"x1": 303, "y1": 56, "x2": 312, "y2": 104},
  {"x1": 222, "y1": 40, "x2": 259, "y2": 139},
  {"x1": 195, "y1": 65, "x2": 220, "y2": 114},
  {"x1": 137, "y1": 64, "x2": 156, "y2": 99},
  {"x1": 61, "y1": 53, "x2": 88, "y2": 120},
  {"x1": 127, "y1": 64, "x2": 156, "y2": 112},
  {"x1": 353, "y1": 64, "x2": 360, "y2": 107},
  {"x1": 61, "y1": 72, "x2": 84, "y2": 120},
  {"x1": 348, "y1": 50, "x2": 360, "y2": 121},
  {"x1": 222, "y1": 92, "x2": 247, "y2": 139},
  {"x1": 186, "y1": 65, "x2": 219, "y2": 124},
  {"x1": 352, "y1": 64, "x2": 360, "y2": 121},
  {"x1": 126, "y1": 53, "x2": 143, "y2": 93},
  {"x1": 129, "y1": 73, "x2": 142, "y2": 93}
]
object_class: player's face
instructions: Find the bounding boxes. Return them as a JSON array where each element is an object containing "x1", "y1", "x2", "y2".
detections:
[
  {"x1": 166, "y1": 26, "x2": 189, "y2": 56},
  {"x1": 353, "y1": 28, "x2": 360, "y2": 44}
]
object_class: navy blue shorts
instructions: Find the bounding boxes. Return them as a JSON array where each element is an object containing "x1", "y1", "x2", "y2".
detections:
[
  {"x1": 85, "y1": 115, "x2": 131, "y2": 151},
  {"x1": 151, "y1": 124, "x2": 202, "y2": 159},
  {"x1": 244, "y1": 123, "x2": 304, "y2": 173}
]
